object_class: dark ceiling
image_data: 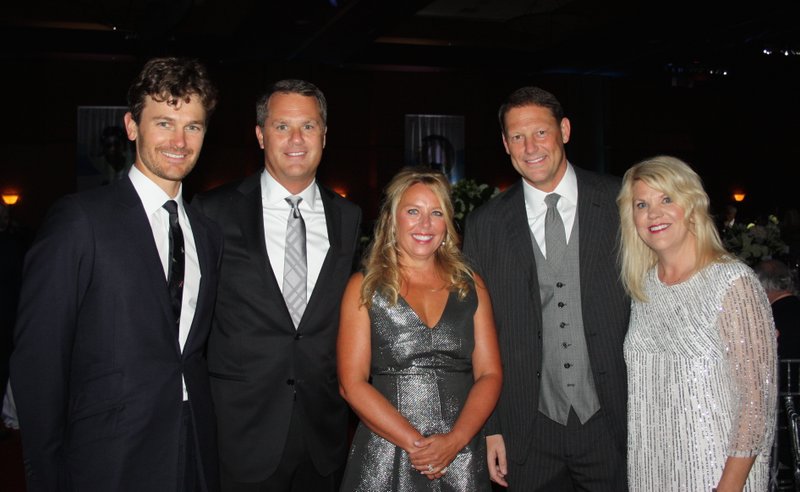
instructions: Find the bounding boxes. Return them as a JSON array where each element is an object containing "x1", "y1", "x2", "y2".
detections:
[{"x1": 3, "y1": 0, "x2": 799, "y2": 82}]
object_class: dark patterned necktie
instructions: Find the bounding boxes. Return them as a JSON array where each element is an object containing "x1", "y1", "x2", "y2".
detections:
[
  {"x1": 283, "y1": 196, "x2": 307, "y2": 329},
  {"x1": 163, "y1": 200, "x2": 184, "y2": 326}
]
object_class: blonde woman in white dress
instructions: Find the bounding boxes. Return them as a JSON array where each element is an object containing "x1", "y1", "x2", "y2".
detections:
[{"x1": 617, "y1": 155, "x2": 776, "y2": 492}]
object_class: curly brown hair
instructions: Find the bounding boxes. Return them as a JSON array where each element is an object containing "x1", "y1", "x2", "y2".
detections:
[{"x1": 127, "y1": 57, "x2": 218, "y2": 124}]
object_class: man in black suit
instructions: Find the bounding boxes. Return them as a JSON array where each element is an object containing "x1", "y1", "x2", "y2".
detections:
[
  {"x1": 463, "y1": 87, "x2": 629, "y2": 491},
  {"x1": 194, "y1": 79, "x2": 362, "y2": 491},
  {"x1": 11, "y1": 57, "x2": 222, "y2": 491}
]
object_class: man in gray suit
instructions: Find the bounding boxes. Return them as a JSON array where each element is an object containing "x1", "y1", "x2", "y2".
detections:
[{"x1": 463, "y1": 87, "x2": 629, "y2": 491}]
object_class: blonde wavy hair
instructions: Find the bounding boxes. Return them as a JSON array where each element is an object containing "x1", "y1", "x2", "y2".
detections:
[
  {"x1": 360, "y1": 167, "x2": 474, "y2": 308},
  {"x1": 617, "y1": 155, "x2": 729, "y2": 302}
]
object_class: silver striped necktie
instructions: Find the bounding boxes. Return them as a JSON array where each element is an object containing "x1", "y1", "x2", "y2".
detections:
[{"x1": 283, "y1": 196, "x2": 307, "y2": 328}]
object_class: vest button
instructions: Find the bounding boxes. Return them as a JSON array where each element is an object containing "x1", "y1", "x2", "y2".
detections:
[
  {"x1": 295, "y1": 333, "x2": 303, "y2": 340},
  {"x1": 560, "y1": 322, "x2": 566, "y2": 328},
  {"x1": 564, "y1": 363, "x2": 572, "y2": 369},
  {"x1": 286, "y1": 379, "x2": 295, "y2": 385},
  {"x1": 556, "y1": 282, "x2": 564, "y2": 288},
  {"x1": 536, "y1": 371, "x2": 541, "y2": 378},
  {"x1": 557, "y1": 302, "x2": 565, "y2": 308}
]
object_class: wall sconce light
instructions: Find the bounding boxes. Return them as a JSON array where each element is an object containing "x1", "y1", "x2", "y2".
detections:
[
  {"x1": 332, "y1": 187, "x2": 348, "y2": 198},
  {"x1": 2, "y1": 193, "x2": 20, "y2": 206},
  {"x1": 732, "y1": 193, "x2": 746, "y2": 202}
]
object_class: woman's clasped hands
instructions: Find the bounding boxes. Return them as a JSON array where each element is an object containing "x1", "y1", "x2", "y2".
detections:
[{"x1": 408, "y1": 432, "x2": 463, "y2": 480}]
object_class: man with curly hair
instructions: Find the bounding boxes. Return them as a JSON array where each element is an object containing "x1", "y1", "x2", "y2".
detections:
[{"x1": 11, "y1": 57, "x2": 222, "y2": 491}]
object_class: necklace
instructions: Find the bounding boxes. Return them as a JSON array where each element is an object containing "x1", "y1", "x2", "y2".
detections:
[{"x1": 401, "y1": 277, "x2": 448, "y2": 294}]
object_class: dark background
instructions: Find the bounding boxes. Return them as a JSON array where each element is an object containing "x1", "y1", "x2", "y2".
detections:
[
  {"x1": 2, "y1": 2, "x2": 800, "y2": 489},
  {"x1": 2, "y1": 0, "x2": 799, "y2": 229}
]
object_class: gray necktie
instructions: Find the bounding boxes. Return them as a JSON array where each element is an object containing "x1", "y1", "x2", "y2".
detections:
[
  {"x1": 283, "y1": 196, "x2": 307, "y2": 328},
  {"x1": 544, "y1": 193, "x2": 567, "y2": 266}
]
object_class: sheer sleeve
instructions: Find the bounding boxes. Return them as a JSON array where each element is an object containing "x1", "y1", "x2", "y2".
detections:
[{"x1": 716, "y1": 272, "x2": 777, "y2": 457}]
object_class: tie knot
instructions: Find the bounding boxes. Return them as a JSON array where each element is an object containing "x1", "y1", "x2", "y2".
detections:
[
  {"x1": 544, "y1": 193, "x2": 561, "y2": 209},
  {"x1": 163, "y1": 200, "x2": 179, "y2": 216},
  {"x1": 285, "y1": 196, "x2": 303, "y2": 219}
]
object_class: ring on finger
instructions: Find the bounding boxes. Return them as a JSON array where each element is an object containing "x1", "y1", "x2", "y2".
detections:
[
  {"x1": 440, "y1": 466, "x2": 448, "y2": 474},
  {"x1": 427, "y1": 464, "x2": 434, "y2": 472}
]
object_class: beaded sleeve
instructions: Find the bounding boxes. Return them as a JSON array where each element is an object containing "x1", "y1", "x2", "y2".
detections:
[{"x1": 717, "y1": 273, "x2": 777, "y2": 457}]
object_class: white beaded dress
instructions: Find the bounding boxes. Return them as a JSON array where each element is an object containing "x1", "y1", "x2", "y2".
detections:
[{"x1": 625, "y1": 261, "x2": 777, "y2": 491}]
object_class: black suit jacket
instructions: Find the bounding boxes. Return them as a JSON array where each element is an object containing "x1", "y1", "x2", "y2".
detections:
[
  {"x1": 193, "y1": 173, "x2": 362, "y2": 481},
  {"x1": 463, "y1": 166, "x2": 630, "y2": 462},
  {"x1": 10, "y1": 178, "x2": 222, "y2": 491}
]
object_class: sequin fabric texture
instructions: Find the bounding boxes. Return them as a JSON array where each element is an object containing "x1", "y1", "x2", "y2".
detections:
[
  {"x1": 340, "y1": 288, "x2": 491, "y2": 492},
  {"x1": 625, "y1": 261, "x2": 777, "y2": 491}
]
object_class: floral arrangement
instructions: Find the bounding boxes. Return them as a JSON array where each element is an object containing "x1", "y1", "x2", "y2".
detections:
[
  {"x1": 451, "y1": 179, "x2": 499, "y2": 231},
  {"x1": 722, "y1": 214, "x2": 789, "y2": 266}
]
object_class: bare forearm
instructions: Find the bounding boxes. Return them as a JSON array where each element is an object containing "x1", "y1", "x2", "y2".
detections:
[
  {"x1": 448, "y1": 373, "x2": 502, "y2": 448},
  {"x1": 341, "y1": 381, "x2": 423, "y2": 451},
  {"x1": 715, "y1": 456, "x2": 757, "y2": 492}
]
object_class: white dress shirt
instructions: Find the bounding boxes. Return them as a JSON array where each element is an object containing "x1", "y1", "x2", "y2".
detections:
[
  {"x1": 129, "y1": 165, "x2": 200, "y2": 400},
  {"x1": 522, "y1": 162, "x2": 579, "y2": 258},
  {"x1": 261, "y1": 170, "x2": 329, "y2": 300}
]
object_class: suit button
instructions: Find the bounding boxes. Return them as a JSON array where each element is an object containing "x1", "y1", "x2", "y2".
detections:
[
  {"x1": 557, "y1": 302, "x2": 565, "y2": 308},
  {"x1": 286, "y1": 379, "x2": 295, "y2": 385},
  {"x1": 537, "y1": 331, "x2": 541, "y2": 339},
  {"x1": 564, "y1": 363, "x2": 572, "y2": 369},
  {"x1": 556, "y1": 282, "x2": 564, "y2": 288},
  {"x1": 536, "y1": 371, "x2": 541, "y2": 378},
  {"x1": 294, "y1": 333, "x2": 303, "y2": 340}
]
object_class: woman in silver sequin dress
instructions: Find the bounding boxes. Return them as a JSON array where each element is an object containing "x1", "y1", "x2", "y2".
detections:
[
  {"x1": 617, "y1": 156, "x2": 777, "y2": 492},
  {"x1": 338, "y1": 168, "x2": 502, "y2": 491}
]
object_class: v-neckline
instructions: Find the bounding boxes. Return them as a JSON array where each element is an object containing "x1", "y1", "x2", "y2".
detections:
[{"x1": 398, "y1": 291, "x2": 452, "y2": 330}]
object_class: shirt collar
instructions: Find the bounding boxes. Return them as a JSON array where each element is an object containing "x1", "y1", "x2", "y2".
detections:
[
  {"x1": 522, "y1": 162, "x2": 578, "y2": 214},
  {"x1": 261, "y1": 169, "x2": 319, "y2": 211},
  {"x1": 128, "y1": 164, "x2": 184, "y2": 216}
]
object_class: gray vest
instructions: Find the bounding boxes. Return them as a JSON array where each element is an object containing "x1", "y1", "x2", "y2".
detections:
[{"x1": 533, "y1": 216, "x2": 600, "y2": 425}]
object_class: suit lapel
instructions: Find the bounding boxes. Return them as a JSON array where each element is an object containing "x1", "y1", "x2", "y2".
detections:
[
  {"x1": 302, "y1": 185, "x2": 341, "y2": 330},
  {"x1": 575, "y1": 168, "x2": 605, "y2": 292},
  {"x1": 183, "y1": 205, "x2": 214, "y2": 354},
  {"x1": 501, "y1": 182, "x2": 539, "y2": 288},
  {"x1": 241, "y1": 174, "x2": 298, "y2": 332},
  {"x1": 116, "y1": 178, "x2": 179, "y2": 350},
  {"x1": 238, "y1": 175, "x2": 283, "y2": 293}
]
